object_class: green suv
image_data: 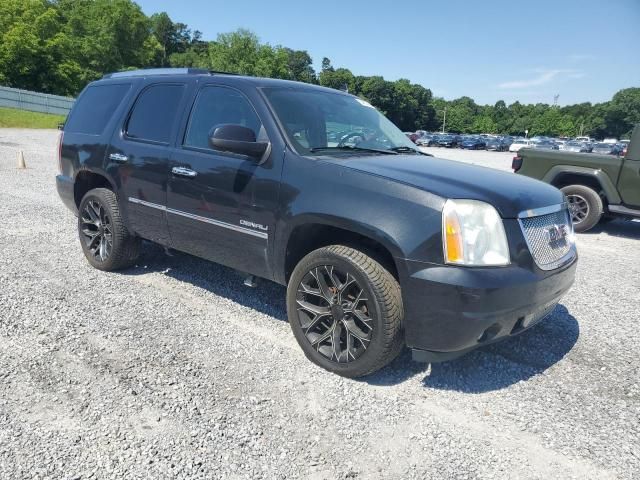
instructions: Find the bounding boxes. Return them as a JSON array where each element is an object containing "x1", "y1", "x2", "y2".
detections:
[{"x1": 513, "y1": 125, "x2": 640, "y2": 232}]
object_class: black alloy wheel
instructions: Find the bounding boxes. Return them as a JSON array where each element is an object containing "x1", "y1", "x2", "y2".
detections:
[
  {"x1": 80, "y1": 199, "x2": 114, "y2": 262},
  {"x1": 287, "y1": 245, "x2": 404, "y2": 378},
  {"x1": 295, "y1": 265, "x2": 373, "y2": 363}
]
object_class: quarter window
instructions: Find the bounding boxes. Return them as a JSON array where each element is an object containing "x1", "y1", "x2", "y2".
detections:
[
  {"x1": 185, "y1": 86, "x2": 263, "y2": 150},
  {"x1": 126, "y1": 84, "x2": 186, "y2": 144},
  {"x1": 65, "y1": 83, "x2": 131, "y2": 136}
]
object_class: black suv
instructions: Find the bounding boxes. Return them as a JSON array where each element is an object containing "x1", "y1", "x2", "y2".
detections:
[{"x1": 56, "y1": 68, "x2": 577, "y2": 377}]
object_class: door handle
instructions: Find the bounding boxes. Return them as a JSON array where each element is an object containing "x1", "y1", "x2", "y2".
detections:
[
  {"x1": 171, "y1": 166, "x2": 198, "y2": 178},
  {"x1": 109, "y1": 153, "x2": 128, "y2": 163}
]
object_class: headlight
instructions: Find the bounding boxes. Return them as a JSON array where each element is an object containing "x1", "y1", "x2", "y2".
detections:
[{"x1": 442, "y1": 199, "x2": 510, "y2": 266}]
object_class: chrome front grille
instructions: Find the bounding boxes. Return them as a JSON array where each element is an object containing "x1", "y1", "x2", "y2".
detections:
[{"x1": 520, "y1": 208, "x2": 574, "y2": 270}]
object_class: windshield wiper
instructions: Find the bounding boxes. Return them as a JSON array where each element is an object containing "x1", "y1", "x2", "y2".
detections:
[
  {"x1": 309, "y1": 146, "x2": 397, "y2": 155},
  {"x1": 389, "y1": 146, "x2": 432, "y2": 156}
]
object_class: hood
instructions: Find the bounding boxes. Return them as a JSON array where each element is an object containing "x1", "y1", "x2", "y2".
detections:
[{"x1": 322, "y1": 154, "x2": 564, "y2": 218}]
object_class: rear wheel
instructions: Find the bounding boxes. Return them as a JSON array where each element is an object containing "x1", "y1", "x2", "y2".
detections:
[
  {"x1": 287, "y1": 245, "x2": 404, "y2": 378},
  {"x1": 561, "y1": 184, "x2": 603, "y2": 232},
  {"x1": 78, "y1": 188, "x2": 140, "y2": 271}
]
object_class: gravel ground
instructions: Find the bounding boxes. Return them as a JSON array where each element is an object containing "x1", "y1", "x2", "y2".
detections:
[{"x1": 1, "y1": 129, "x2": 639, "y2": 480}]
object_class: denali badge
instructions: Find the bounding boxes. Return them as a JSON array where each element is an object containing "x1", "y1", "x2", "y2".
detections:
[
  {"x1": 546, "y1": 224, "x2": 568, "y2": 246},
  {"x1": 240, "y1": 219, "x2": 268, "y2": 231}
]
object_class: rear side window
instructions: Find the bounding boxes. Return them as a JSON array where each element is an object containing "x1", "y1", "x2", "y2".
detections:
[
  {"x1": 184, "y1": 86, "x2": 262, "y2": 150},
  {"x1": 125, "y1": 84, "x2": 186, "y2": 144},
  {"x1": 65, "y1": 83, "x2": 130, "y2": 135}
]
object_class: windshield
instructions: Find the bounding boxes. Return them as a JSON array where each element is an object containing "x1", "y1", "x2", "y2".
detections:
[{"x1": 262, "y1": 87, "x2": 417, "y2": 155}]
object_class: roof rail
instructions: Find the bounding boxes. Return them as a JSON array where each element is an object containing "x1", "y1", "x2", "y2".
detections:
[
  {"x1": 209, "y1": 70, "x2": 240, "y2": 76},
  {"x1": 102, "y1": 68, "x2": 210, "y2": 79}
]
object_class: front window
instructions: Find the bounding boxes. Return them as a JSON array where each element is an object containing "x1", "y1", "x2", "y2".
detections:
[{"x1": 262, "y1": 87, "x2": 418, "y2": 155}]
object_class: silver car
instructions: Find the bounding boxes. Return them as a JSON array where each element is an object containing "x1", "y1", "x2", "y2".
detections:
[{"x1": 563, "y1": 141, "x2": 591, "y2": 153}]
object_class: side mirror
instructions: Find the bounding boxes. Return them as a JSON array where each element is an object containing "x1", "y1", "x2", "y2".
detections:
[{"x1": 209, "y1": 124, "x2": 269, "y2": 161}]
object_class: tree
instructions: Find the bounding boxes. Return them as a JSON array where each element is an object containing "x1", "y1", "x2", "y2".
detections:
[
  {"x1": 284, "y1": 48, "x2": 316, "y2": 83},
  {"x1": 0, "y1": 0, "x2": 81, "y2": 95},
  {"x1": 0, "y1": 6, "x2": 638, "y2": 138},
  {"x1": 149, "y1": 12, "x2": 192, "y2": 66},
  {"x1": 321, "y1": 57, "x2": 333, "y2": 73},
  {"x1": 319, "y1": 67, "x2": 354, "y2": 92},
  {"x1": 57, "y1": 0, "x2": 161, "y2": 92}
]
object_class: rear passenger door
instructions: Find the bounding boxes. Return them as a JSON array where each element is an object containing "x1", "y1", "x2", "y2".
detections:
[
  {"x1": 166, "y1": 84, "x2": 277, "y2": 279},
  {"x1": 106, "y1": 83, "x2": 188, "y2": 245}
]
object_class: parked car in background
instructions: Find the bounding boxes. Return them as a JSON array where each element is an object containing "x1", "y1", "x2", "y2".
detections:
[
  {"x1": 485, "y1": 137, "x2": 508, "y2": 151},
  {"x1": 404, "y1": 132, "x2": 419, "y2": 144},
  {"x1": 531, "y1": 140, "x2": 560, "y2": 150},
  {"x1": 591, "y1": 142, "x2": 623, "y2": 155},
  {"x1": 436, "y1": 134, "x2": 460, "y2": 148},
  {"x1": 514, "y1": 124, "x2": 640, "y2": 232},
  {"x1": 509, "y1": 139, "x2": 535, "y2": 152},
  {"x1": 500, "y1": 136, "x2": 514, "y2": 149},
  {"x1": 563, "y1": 141, "x2": 592, "y2": 153},
  {"x1": 575, "y1": 136, "x2": 593, "y2": 143},
  {"x1": 459, "y1": 136, "x2": 486, "y2": 150},
  {"x1": 416, "y1": 134, "x2": 437, "y2": 146}
]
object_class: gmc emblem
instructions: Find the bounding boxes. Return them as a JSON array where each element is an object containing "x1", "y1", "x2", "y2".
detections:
[{"x1": 547, "y1": 224, "x2": 568, "y2": 245}]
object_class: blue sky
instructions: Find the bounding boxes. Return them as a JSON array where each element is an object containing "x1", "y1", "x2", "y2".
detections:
[{"x1": 137, "y1": 0, "x2": 640, "y2": 106}]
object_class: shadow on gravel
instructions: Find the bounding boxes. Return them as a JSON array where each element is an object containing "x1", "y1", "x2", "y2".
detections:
[
  {"x1": 420, "y1": 305, "x2": 579, "y2": 393},
  {"x1": 125, "y1": 243, "x2": 579, "y2": 393},
  {"x1": 582, "y1": 219, "x2": 640, "y2": 240},
  {"x1": 363, "y1": 305, "x2": 579, "y2": 392},
  {"x1": 122, "y1": 242, "x2": 288, "y2": 321}
]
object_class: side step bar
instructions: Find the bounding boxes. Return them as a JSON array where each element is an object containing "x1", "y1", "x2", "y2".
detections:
[{"x1": 608, "y1": 204, "x2": 640, "y2": 218}]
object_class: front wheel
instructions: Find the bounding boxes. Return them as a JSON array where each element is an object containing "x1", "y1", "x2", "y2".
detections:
[
  {"x1": 287, "y1": 245, "x2": 404, "y2": 378},
  {"x1": 561, "y1": 184, "x2": 603, "y2": 232}
]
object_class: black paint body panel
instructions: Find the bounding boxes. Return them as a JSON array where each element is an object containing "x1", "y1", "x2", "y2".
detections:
[{"x1": 57, "y1": 71, "x2": 577, "y2": 357}]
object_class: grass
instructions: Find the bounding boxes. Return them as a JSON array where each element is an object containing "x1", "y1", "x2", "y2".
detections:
[{"x1": 0, "y1": 107, "x2": 66, "y2": 129}]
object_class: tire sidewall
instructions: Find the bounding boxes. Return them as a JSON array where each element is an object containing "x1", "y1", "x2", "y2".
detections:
[
  {"x1": 561, "y1": 185, "x2": 603, "y2": 233},
  {"x1": 286, "y1": 249, "x2": 389, "y2": 377}
]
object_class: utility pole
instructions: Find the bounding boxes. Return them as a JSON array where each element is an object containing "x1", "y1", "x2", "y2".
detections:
[
  {"x1": 441, "y1": 106, "x2": 447, "y2": 134},
  {"x1": 553, "y1": 94, "x2": 559, "y2": 107}
]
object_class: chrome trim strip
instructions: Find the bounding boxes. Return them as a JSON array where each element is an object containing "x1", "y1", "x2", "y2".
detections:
[
  {"x1": 518, "y1": 203, "x2": 567, "y2": 219},
  {"x1": 128, "y1": 197, "x2": 166, "y2": 211},
  {"x1": 128, "y1": 197, "x2": 268, "y2": 239}
]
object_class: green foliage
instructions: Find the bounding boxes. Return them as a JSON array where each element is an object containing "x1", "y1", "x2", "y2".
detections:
[
  {"x1": 0, "y1": 1, "x2": 637, "y2": 138},
  {"x1": 0, "y1": 107, "x2": 65, "y2": 128}
]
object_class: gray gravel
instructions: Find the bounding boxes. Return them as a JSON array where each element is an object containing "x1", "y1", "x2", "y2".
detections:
[{"x1": 1, "y1": 128, "x2": 639, "y2": 480}]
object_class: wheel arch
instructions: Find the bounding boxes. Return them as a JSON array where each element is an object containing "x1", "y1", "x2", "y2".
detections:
[
  {"x1": 73, "y1": 170, "x2": 117, "y2": 208},
  {"x1": 278, "y1": 216, "x2": 403, "y2": 284},
  {"x1": 543, "y1": 166, "x2": 621, "y2": 204}
]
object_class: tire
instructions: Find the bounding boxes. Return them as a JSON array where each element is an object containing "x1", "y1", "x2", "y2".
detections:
[
  {"x1": 561, "y1": 184, "x2": 603, "y2": 233},
  {"x1": 78, "y1": 188, "x2": 140, "y2": 271},
  {"x1": 286, "y1": 245, "x2": 404, "y2": 378}
]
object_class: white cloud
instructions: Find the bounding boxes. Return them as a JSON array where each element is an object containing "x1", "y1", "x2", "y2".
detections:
[{"x1": 498, "y1": 69, "x2": 584, "y2": 89}]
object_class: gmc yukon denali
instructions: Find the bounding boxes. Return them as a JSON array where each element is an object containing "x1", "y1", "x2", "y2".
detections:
[{"x1": 56, "y1": 68, "x2": 577, "y2": 377}]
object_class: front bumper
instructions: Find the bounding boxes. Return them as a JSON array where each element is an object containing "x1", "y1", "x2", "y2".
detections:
[
  {"x1": 400, "y1": 256, "x2": 577, "y2": 362},
  {"x1": 56, "y1": 174, "x2": 77, "y2": 215}
]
